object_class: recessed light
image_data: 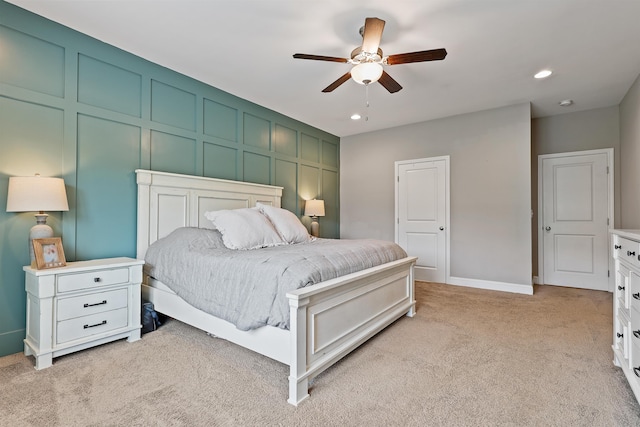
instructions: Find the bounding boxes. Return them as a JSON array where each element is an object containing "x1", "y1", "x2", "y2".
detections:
[
  {"x1": 559, "y1": 99, "x2": 573, "y2": 107},
  {"x1": 534, "y1": 69, "x2": 552, "y2": 79},
  {"x1": 350, "y1": 114, "x2": 361, "y2": 120}
]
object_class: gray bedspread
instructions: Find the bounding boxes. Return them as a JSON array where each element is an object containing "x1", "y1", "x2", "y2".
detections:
[{"x1": 144, "y1": 227, "x2": 408, "y2": 331}]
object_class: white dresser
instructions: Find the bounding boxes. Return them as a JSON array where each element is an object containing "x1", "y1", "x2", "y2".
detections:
[
  {"x1": 24, "y1": 257, "x2": 144, "y2": 369},
  {"x1": 612, "y1": 230, "x2": 640, "y2": 402}
]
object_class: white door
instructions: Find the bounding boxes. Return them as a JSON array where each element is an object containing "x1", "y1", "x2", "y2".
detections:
[
  {"x1": 396, "y1": 157, "x2": 449, "y2": 283},
  {"x1": 540, "y1": 150, "x2": 612, "y2": 291}
]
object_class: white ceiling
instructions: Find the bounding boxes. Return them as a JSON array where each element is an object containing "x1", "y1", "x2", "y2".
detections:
[{"x1": 8, "y1": 0, "x2": 640, "y2": 137}]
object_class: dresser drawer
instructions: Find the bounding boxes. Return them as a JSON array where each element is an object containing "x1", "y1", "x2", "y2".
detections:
[
  {"x1": 613, "y1": 235, "x2": 623, "y2": 259},
  {"x1": 57, "y1": 268, "x2": 130, "y2": 293},
  {"x1": 616, "y1": 262, "x2": 630, "y2": 311},
  {"x1": 614, "y1": 236, "x2": 640, "y2": 269},
  {"x1": 631, "y1": 338, "x2": 640, "y2": 378},
  {"x1": 57, "y1": 288, "x2": 128, "y2": 321},
  {"x1": 630, "y1": 327, "x2": 640, "y2": 358},
  {"x1": 632, "y1": 274, "x2": 640, "y2": 314},
  {"x1": 630, "y1": 307, "x2": 640, "y2": 354},
  {"x1": 615, "y1": 315, "x2": 630, "y2": 361},
  {"x1": 57, "y1": 307, "x2": 128, "y2": 344}
]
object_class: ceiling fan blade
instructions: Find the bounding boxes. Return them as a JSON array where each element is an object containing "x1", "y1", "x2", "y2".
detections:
[
  {"x1": 378, "y1": 71, "x2": 402, "y2": 93},
  {"x1": 322, "y1": 71, "x2": 352, "y2": 93},
  {"x1": 361, "y1": 17, "x2": 385, "y2": 54},
  {"x1": 293, "y1": 53, "x2": 349, "y2": 63},
  {"x1": 386, "y1": 48, "x2": 448, "y2": 65}
]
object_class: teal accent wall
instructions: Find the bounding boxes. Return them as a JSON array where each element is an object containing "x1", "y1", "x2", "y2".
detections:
[{"x1": 0, "y1": 2, "x2": 340, "y2": 357}]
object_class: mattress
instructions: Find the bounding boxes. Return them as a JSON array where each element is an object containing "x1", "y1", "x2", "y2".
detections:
[{"x1": 144, "y1": 227, "x2": 408, "y2": 331}]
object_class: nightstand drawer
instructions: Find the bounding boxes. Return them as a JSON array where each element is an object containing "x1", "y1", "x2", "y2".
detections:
[
  {"x1": 57, "y1": 268, "x2": 130, "y2": 293},
  {"x1": 57, "y1": 307, "x2": 128, "y2": 344},
  {"x1": 57, "y1": 288, "x2": 128, "y2": 321}
]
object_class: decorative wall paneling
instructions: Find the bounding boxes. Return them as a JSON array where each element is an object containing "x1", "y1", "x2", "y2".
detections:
[{"x1": 0, "y1": 2, "x2": 339, "y2": 356}]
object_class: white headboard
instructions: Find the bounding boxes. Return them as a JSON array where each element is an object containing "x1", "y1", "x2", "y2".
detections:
[{"x1": 136, "y1": 169, "x2": 283, "y2": 259}]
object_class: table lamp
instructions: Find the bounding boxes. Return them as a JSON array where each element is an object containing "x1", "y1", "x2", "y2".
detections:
[
  {"x1": 304, "y1": 199, "x2": 325, "y2": 237},
  {"x1": 6, "y1": 174, "x2": 69, "y2": 266}
]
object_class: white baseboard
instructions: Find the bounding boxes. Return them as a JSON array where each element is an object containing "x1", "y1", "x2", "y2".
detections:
[{"x1": 447, "y1": 276, "x2": 534, "y2": 295}]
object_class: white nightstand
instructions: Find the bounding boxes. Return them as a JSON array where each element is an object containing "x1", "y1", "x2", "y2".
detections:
[{"x1": 23, "y1": 257, "x2": 144, "y2": 369}]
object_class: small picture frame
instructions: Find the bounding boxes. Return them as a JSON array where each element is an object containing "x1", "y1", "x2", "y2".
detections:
[{"x1": 33, "y1": 237, "x2": 66, "y2": 269}]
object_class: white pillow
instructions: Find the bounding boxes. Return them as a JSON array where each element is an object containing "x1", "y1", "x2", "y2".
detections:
[
  {"x1": 204, "y1": 207, "x2": 285, "y2": 250},
  {"x1": 256, "y1": 202, "x2": 312, "y2": 244}
]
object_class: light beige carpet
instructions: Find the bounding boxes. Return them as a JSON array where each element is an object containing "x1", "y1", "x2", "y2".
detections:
[{"x1": 1, "y1": 282, "x2": 639, "y2": 426}]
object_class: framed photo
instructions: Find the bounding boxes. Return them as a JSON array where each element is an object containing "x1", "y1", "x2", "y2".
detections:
[{"x1": 33, "y1": 237, "x2": 66, "y2": 269}]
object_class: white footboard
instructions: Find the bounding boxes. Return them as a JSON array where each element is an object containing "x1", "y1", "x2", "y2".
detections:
[{"x1": 286, "y1": 256, "x2": 416, "y2": 405}]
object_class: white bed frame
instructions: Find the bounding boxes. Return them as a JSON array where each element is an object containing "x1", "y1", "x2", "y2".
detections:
[{"x1": 135, "y1": 169, "x2": 416, "y2": 405}]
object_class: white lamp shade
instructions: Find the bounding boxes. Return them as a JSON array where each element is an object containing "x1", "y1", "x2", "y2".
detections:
[
  {"x1": 351, "y1": 62, "x2": 383, "y2": 85},
  {"x1": 6, "y1": 175, "x2": 69, "y2": 212},
  {"x1": 304, "y1": 199, "x2": 325, "y2": 217}
]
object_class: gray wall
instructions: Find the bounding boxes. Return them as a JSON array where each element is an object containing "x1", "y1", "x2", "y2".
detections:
[
  {"x1": 340, "y1": 103, "x2": 532, "y2": 289},
  {"x1": 620, "y1": 74, "x2": 640, "y2": 228},
  {"x1": 534, "y1": 106, "x2": 621, "y2": 156},
  {"x1": 531, "y1": 106, "x2": 621, "y2": 277}
]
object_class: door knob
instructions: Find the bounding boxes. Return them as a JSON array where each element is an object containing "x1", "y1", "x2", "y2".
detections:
[
  {"x1": 545, "y1": 226, "x2": 551, "y2": 231},
  {"x1": 439, "y1": 226, "x2": 444, "y2": 231}
]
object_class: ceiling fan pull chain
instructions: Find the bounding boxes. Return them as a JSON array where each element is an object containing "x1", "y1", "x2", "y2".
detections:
[{"x1": 365, "y1": 83, "x2": 370, "y2": 122}]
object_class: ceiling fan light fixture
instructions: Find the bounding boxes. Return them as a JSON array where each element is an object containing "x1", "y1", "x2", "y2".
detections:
[{"x1": 351, "y1": 62, "x2": 383, "y2": 85}]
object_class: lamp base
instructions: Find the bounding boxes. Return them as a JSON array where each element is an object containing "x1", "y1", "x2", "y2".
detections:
[
  {"x1": 29, "y1": 214, "x2": 53, "y2": 268},
  {"x1": 310, "y1": 217, "x2": 320, "y2": 238}
]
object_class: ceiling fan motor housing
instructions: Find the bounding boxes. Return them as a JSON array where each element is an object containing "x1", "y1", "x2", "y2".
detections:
[{"x1": 350, "y1": 46, "x2": 383, "y2": 64}]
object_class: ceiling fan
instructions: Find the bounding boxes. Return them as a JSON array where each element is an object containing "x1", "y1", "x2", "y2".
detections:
[{"x1": 293, "y1": 17, "x2": 447, "y2": 94}]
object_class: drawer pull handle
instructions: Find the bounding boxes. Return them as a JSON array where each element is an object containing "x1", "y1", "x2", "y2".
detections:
[
  {"x1": 84, "y1": 300, "x2": 107, "y2": 308},
  {"x1": 618, "y1": 286, "x2": 626, "y2": 291},
  {"x1": 634, "y1": 330, "x2": 640, "y2": 339},
  {"x1": 94, "y1": 277, "x2": 102, "y2": 283},
  {"x1": 615, "y1": 244, "x2": 622, "y2": 249},
  {"x1": 634, "y1": 293, "x2": 640, "y2": 300},
  {"x1": 84, "y1": 320, "x2": 107, "y2": 329},
  {"x1": 628, "y1": 251, "x2": 636, "y2": 257},
  {"x1": 634, "y1": 367, "x2": 640, "y2": 378},
  {"x1": 617, "y1": 332, "x2": 624, "y2": 338}
]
